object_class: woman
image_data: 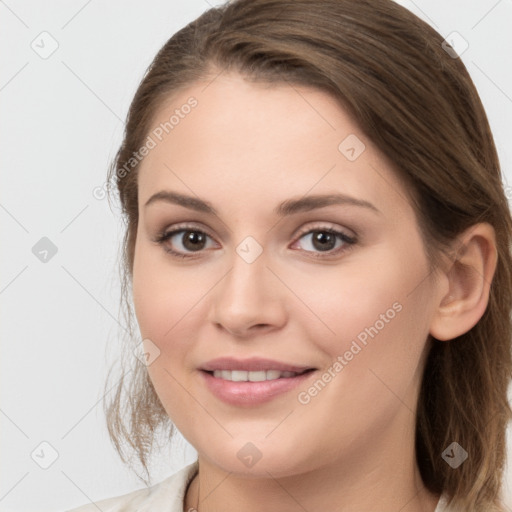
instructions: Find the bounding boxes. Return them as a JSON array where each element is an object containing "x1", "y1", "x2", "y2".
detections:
[{"x1": 68, "y1": 0, "x2": 512, "y2": 510}]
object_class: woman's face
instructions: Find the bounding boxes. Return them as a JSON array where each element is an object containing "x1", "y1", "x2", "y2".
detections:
[{"x1": 132, "y1": 72, "x2": 442, "y2": 477}]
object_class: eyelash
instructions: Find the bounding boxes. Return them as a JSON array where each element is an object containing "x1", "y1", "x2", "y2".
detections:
[{"x1": 153, "y1": 223, "x2": 357, "y2": 260}]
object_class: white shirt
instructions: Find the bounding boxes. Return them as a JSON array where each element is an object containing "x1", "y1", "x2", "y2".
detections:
[{"x1": 66, "y1": 461, "x2": 452, "y2": 511}]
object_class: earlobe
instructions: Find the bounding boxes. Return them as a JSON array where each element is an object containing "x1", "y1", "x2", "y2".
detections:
[{"x1": 429, "y1": 223, "x2": 497, "y2": 342}]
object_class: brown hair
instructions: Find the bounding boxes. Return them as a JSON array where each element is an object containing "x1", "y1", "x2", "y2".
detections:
[{"x1": 103, "y1": 1, "x2": 512, "y2": 509}]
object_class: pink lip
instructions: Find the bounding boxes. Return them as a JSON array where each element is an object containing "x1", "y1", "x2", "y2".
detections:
[{"x1": 199, "y1": 357, "x2": 316, "y2": 407}]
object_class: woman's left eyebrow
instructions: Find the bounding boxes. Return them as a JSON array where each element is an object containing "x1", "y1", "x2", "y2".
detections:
[
  {"x1": 144, "y1": 190, "x2": 382, "y2": 217},
  {"x1": 275, "y1": 193, "x2": 381, "y2": 216}
]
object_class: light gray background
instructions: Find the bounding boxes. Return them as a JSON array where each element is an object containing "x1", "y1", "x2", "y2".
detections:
[{"x1": 1, "y1": 1, "x2": 511, "y2": 511}]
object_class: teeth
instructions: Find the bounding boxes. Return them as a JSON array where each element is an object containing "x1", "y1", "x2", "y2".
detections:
[
  {"x1": 212, "y1": 369, "x2": 300, "y2": 381},
  {"x1": 231, "y1": 370, "x2": 248, "y2": 382}
]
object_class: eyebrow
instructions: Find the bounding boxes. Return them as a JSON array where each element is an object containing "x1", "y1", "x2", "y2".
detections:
[{"x1": 144, "y1": 190, "x2": 381, "y2": 216}]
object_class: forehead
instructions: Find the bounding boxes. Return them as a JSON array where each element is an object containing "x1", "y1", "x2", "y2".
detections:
[{"x1": 137, "y1": 73, "x2": 413, "y2": 220}]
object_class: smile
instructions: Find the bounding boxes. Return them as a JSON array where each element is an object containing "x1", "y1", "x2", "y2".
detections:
[
  {"x1": 211, "y1": 369, "x2": 306, "y2": 381},
  {"x1": 199, "y1": 358, "x2": 317, "y2": 406}
]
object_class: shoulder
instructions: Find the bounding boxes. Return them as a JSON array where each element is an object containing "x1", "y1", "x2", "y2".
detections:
[
  {"x1": 65, "y1": 461, "x2": 198, "y2": 512},
  {"x1": 435, "y1": 493, "x2": 455, "y2": 512}
]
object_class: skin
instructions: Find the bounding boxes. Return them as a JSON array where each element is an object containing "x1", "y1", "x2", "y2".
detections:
[{"x1": 131, "y1": 72, "x2": 497, "y2": 512}]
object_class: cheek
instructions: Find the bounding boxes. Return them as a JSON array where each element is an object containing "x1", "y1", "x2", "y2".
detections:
[
  {"x1": 132, "y1": 237, "x2": 193, "y2": 340},
  {"x1": 131, "y1": 240, "x2": 215, "y2": 384},
  {"x1": 131, "y1": 244, "x2": 201, "y2": 425},
  {"x1": 302, "y1": 242, "x2": 433, "y2": 389},
  {"x1": 290, "y1": 260, "x2": 432, "y2": 452},
  {"x1": 306, "y1": 257, "x2": 423, "y2": 339}
]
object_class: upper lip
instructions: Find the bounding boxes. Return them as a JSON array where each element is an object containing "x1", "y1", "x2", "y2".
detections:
[{"x1": 200, "y1": 357, "x2": 315, "y2": 373}]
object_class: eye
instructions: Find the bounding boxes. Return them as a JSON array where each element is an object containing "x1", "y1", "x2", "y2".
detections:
[
  {"x1": 291, "y1": 225, "x2": 356, "y2": 258},
  {"x1": 153, "y1": 224, "x2": 217, "y2": 259},
  {"x1": 153, "y1": 223, "x2": 357, "y2": 260}
]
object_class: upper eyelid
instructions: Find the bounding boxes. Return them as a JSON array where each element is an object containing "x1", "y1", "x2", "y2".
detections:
[
  {"x1": 163, "y1": 223, "x2": 217, "y2": 242},
  {"x1": 161, "y1": 221, "x2": 353, "y2": 236}
]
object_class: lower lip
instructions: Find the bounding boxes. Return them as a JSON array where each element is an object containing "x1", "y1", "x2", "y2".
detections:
[{"x1": 200, "y1": 370, "x2": 316, "y2": 406}]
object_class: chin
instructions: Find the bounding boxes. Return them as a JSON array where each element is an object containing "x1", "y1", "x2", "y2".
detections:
[{"x1": 196, "y1": 436, "x2": 316, "y2": 479}]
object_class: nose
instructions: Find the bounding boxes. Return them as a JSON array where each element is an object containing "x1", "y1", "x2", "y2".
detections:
[{"x1": 207, "y1": 248, "x2": 287, "y2": 338}]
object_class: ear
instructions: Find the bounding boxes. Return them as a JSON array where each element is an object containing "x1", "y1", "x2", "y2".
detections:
[{"x1": 429, "y1": 222, "x2": 498, "y2": 341}]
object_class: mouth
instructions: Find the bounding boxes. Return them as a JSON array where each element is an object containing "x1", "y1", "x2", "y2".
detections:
[
  {"x1": 205, "y1": 368, "x2": 315, "y2": 382},
  {"x1": 199, "y1": 358, "x2": 317, "y2": 406}
]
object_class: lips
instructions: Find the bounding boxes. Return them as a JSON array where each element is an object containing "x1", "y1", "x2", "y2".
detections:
[{"x1": 199, "y1": 357, "x2": 317, "y2": 406}]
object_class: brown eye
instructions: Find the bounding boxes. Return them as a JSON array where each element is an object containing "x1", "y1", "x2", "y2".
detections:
[
  {"x1": 180, "y1": 231, "x2": 208, "y2": 251},
  {"x1": 292, "y1": 226, "x2": 357, "y2": 259},
  {"x1": 154, "y1": 226, "x2": 216, "y2": 258},
  {"x1": 310, "y1": 231, "x2": 338, "y2": 251}
]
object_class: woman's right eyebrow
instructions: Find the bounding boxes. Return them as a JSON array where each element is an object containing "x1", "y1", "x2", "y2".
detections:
[
  {"x1": 144, "y1": 190, "x2": 216, "y2": 214},
  {"x1": 144, "y1": 190, "x2": 382, "y2": 217}
]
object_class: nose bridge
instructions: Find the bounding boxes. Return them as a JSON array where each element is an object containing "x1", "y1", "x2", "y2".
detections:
[
  {"x1": 220, "y1": 243, "x2": 271, "y2": 309},
  {"x1": 208, "y1": 240, "x2": 286, "y2": 334}
]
